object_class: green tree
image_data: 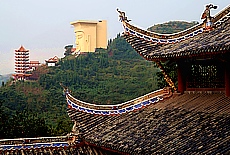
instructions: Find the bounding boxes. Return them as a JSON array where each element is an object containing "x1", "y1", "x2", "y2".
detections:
[{"x1": 64, "y1": 45, "x2": 73, "y2": 57}]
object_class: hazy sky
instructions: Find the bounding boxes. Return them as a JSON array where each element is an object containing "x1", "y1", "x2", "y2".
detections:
[{"x1": 0, "y1": 0, "x2": 229, "y2": 75}]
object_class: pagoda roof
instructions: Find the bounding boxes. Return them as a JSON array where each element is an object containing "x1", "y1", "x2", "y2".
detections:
[
  {"x1": 71, "y1": 47, "x2": 76, "y2": 53},
  {"x1": 12, "y1": 73, "x2": 32, "y2": 77},
  {"x1": 118, "y1": 5, "x2": 230, "y2": 61},
  {"x1": 15, "y1": 45, "x2": 29, "y2": 52},
  {"x1": 66, "y1": 91, "x2": 230, "y2": 154},
  {"x1": 45, "y1": 56, "x2": 59, "y2": 63},
  {"x1": 2, "y1": 90, "x2": 230, "y2": 154},
  {"x1": 30, "y1": 60, "x2": 40, "y2": 64},
  {"x1": 65, "y1": 87, "x2": 171, "y2": 113}
]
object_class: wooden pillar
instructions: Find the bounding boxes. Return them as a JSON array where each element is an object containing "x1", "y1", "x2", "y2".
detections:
[
  {"x1": 225, "y1": 62, "x2": 230, "y2": 97},
  {"x1": 177, "y1": 62, "x2": 186, "y2": 94}
]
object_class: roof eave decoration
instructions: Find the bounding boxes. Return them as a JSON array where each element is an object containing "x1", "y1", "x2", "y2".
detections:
[
  {"x1": 63, "y1": 85, "x2": 172, "y2": 116},
  {"x1": 117, "y1": 4, "x2": 230, "y2": 61}
]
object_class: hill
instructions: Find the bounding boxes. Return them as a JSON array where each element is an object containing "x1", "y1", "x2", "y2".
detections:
[
  {"x1": 0, "y1": 21, "x2": 198, "y2": 138},
  {"x1": 0, "y1": 35, "x2": 159, "y2": 138},
  {"x1": 39, "y1": 36, "x2": 159, "y2": 105},
  {"x1": 0, "y1": 74, "x2": 12, "y2": 87},
  {"x1": 148, "y1": 21, "x2": 199, "y2": 34}
]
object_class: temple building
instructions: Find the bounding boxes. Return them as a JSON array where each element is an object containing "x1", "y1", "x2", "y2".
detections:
[
  {"x1": 12, "y1": 46, "x2": 32, "y2": 80},
  {"x1": 29, "y1": 61, "x2": 40, "y2": 71},
  {"x1": 45, "y1": 56, "x2": 59, "y2": 66},
  {"x1": 118, "y1": 4, "x2": 230, "y2": 97},
  {"x1": 70, "y1": 20, "x2": 107, "y2": 52},
  {"x1": 1, "y1": 4, "x2": 230, "y2": 155}
]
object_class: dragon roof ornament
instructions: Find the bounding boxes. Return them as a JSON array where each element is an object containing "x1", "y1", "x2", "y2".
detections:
[
  {"x1": 201, "y1": 4, "x2": 218, "y2": 31},
  {"x1": 117, "y1": 8, "x2": 131, "y2": 23}
]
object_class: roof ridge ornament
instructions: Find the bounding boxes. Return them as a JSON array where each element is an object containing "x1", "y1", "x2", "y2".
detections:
[
  {"x1": 201, "y1": 4, "x2": 218, "y2": 31},
  {"x1": 117, "y1": 8, "x2": 131, "y2": 23}
]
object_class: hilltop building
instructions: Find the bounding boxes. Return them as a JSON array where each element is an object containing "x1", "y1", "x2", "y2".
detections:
[
  {"x1": 64, "y1": 45, "x2": 77, "y2": 56},
  {"x1": 12, "y1": 45, "x2": 32, "y2": 80},
  {"x1": 45, "y1": 56, "x2": 59, "y2": 66},
  {"x1": 70, "y1": 20, "x2": 107, "y2": 53},
  {"x1": 118, "y1": 5, "x2": 230, "y2": 97},
  {"x1": 12, "y1": 46, "x2": 41, "y2": 81},
  {"x1": 29, "y1": 61, "x2": 40, "y2": 71}
]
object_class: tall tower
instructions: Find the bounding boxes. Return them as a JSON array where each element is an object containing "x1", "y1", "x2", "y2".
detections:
[{"x1": 13, "y1": 45, "x2": 31, "y2": 80}]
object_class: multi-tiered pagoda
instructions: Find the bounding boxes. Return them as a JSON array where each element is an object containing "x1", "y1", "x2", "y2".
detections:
[{"x1": 12, "y1": 46, "x2": 31, "y2": 80}]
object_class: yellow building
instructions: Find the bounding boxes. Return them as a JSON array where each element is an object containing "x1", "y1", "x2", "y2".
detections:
[{"x1": 70, "y1": 20, "x2": 107, "y2": 52}]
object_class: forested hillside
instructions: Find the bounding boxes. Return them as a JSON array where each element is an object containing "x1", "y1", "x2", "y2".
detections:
[
  {"x1": 38, "y1": 34, "x2": 159, "y2": 104},
  {"x1": 0, "y1": 34, "x2": 159, "y2": 138},
  {"x1": 148, "y1": 21, "x2": 199, "y2": 34},
  {"x1": 0, "y1": 21, "x2": 198, "y2": 138}
]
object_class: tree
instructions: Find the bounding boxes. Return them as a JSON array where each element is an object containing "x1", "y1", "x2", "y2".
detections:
[
  {"x1": 64, "y1": 45, "x2": 73, "y2": 57},
  {"x1": 0, "y1": 98, "x2": 9, "y2": 139},
  {"x1": 154, "y1": 61, "x2": 178, "y2": 89}
]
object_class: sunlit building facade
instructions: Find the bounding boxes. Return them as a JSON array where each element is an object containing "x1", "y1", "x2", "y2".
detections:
[{"x1": 70, "y1": 20, "x2": 107, "y2": 53}]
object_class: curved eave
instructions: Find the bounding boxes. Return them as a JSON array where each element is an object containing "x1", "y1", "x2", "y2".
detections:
[
  {"x1": 65, "y1": 88, "x2": 172, "y2": 116},
  {"x1": 15, "y1": 50, "x2": 29, "y2": 53},
  {"x1": 124, "y1": 21, "x2": 204, "y2": 40},
  {"x1": 122, "y1": 5, "x2": 230, "y2": 39},
  {"x1": 123, "y1": 24, "x2": 230, "y2": 62},
  {"x1": 120, "y1": 5, "x2": 230, "y2": 61}
]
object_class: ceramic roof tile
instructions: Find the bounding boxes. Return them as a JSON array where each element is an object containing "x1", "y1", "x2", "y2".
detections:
[{"x1": 120, "y1": 5, "x2": 230, "y2": 61}]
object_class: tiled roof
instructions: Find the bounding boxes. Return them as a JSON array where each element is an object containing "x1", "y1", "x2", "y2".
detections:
[
  {"x1": 0, "y1": 136, "x2": 128, "y2": 154},
  {"x1": 67, "y1": 92, "x2": 230, "y2": 154},
  {"x1": 120, "y1": 5, "x2": 230, "y2": 61},
  {"x1": 46, "y1": 56, "x2": 59, "y2": 62},
  {"x1": 66, "y1": 88, "x2": 171, "y2": 114},
  {"x1": 71, "y1": 48, "x2": 76, "y2": 52},
  {"x1": 30, "y1": 61, "x2": 40, "y2": 64},
  {"x1": 15, "y1": 45, "x2": 29, "y2": 52}
]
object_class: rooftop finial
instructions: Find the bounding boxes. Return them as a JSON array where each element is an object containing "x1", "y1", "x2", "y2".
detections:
[
  {"x1": 201, "y1": 4, "x2": 218, "y2": 31},
  {"x1": 117, "y1": 8, "x2": 131, "y2": 23}
]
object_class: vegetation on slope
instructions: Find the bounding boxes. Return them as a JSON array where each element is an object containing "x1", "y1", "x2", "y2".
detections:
[
  {"x1": 0, "y1": 21, "x2": 198, "y2": 138},
  {"x1": 0, "y1": 34, "x2": 159, "y2": 138},
  {"x1": 148, "y1": 21, "x2": 199, "y2": 34}
]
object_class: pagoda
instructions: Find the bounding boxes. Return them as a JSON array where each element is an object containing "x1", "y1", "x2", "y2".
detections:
[{"x1": 12, "y1": 46, "x2": 32, "y2": 80}]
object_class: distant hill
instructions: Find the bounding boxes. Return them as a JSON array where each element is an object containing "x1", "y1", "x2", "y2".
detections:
[
  {"x1": 0, "y1": 74, "x2": 12, "y2": 86},
  {"x1": 148, "y1": 21, "x2": 199, "y2": 34}
]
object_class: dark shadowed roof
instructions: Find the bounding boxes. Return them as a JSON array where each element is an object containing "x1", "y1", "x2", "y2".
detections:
[
  {"x1": 67, "y1": 92, "x2": 230, "y2": 154},
  {"x1": 120, "y1": 5, "x2": 230, "y2": 61}
]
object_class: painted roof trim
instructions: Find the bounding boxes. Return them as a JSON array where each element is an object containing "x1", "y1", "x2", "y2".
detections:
[{"x1": 118, "y1": 5, "x2": 230, "y2": 61}]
